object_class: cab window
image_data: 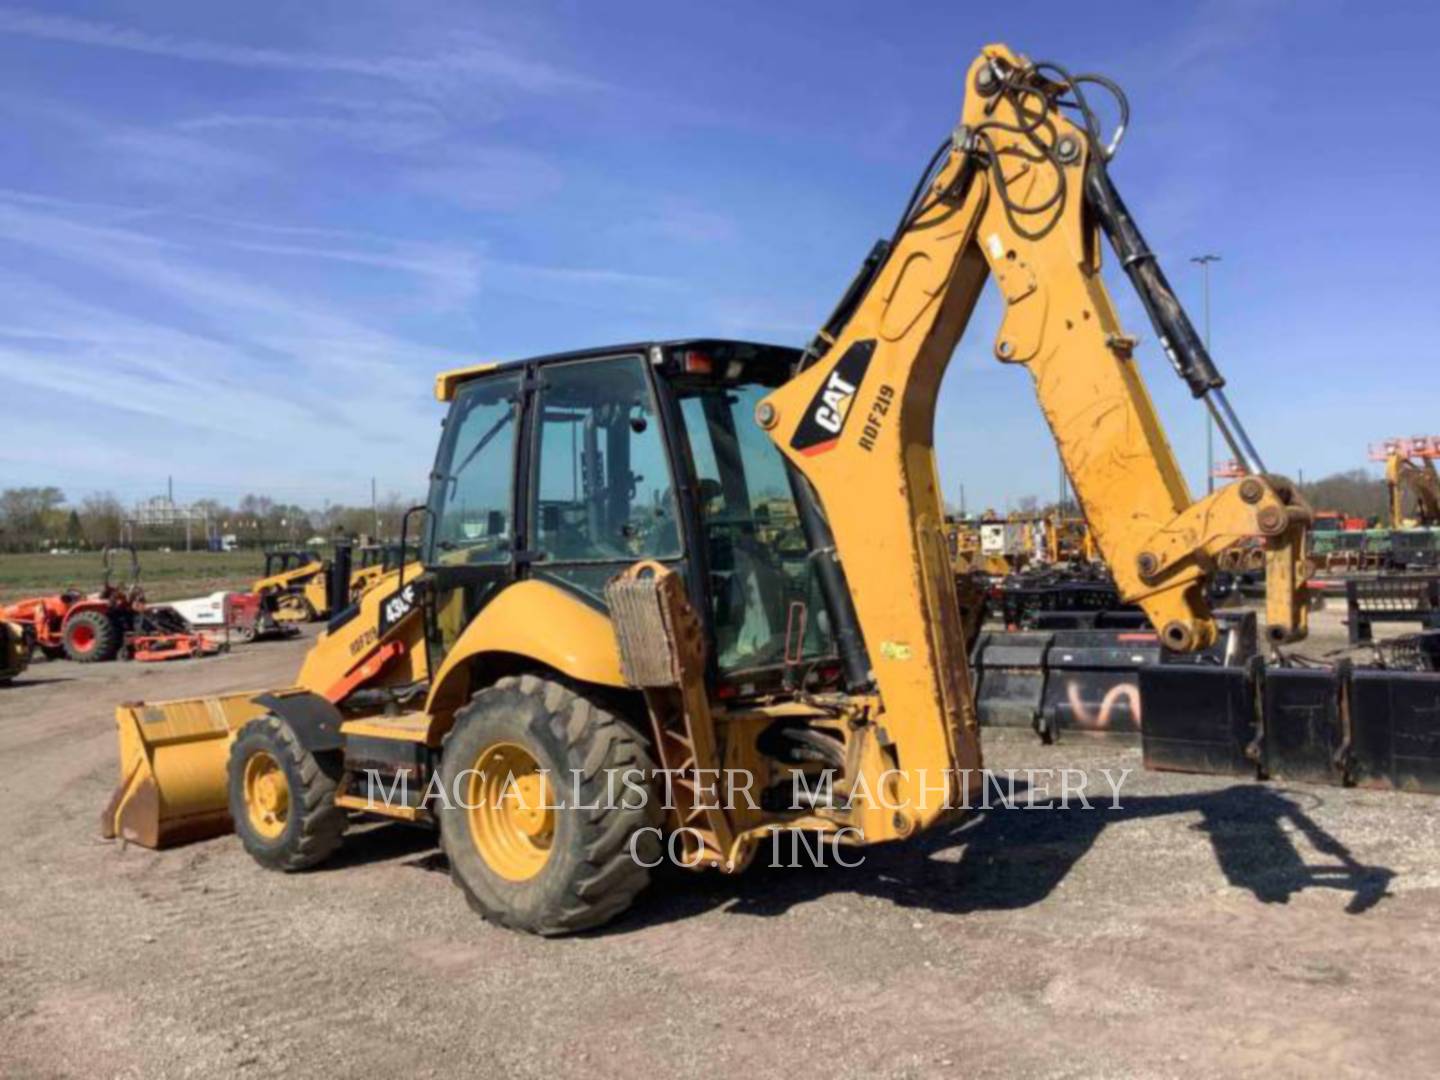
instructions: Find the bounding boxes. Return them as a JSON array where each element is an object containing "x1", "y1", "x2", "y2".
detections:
[
  {"x1": 531, "y1": 355, "x2": 681, "y2": 564},
  {"x1": 677, "y1": 383, "x2": 834, "y2": 674},
  {"x1": 427, "y1": 371, "x2": 521, "y2": 565}
]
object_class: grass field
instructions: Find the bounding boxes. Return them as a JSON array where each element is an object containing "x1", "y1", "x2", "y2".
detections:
[{"x1": 0, "y1": 550, "x2": 264, "y2": 603}]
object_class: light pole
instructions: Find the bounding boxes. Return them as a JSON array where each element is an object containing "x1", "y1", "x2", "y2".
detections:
[{"x1": 1190, "y1": 254, "x2": 1221, "y2": 493}]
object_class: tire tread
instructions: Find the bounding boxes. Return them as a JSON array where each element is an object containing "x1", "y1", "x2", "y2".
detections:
[
  {"x1": 439, "y1": 676, "x2": 658, "y2": 935},
  {"x1": 229, "y1": 714, "x2": 347, "y2": 872}
]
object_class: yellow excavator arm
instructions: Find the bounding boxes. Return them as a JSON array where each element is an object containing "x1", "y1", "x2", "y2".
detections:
[
  {"x1": 1386, "y1": 452, "x2": 1440, "y2": 527},
  {"x1": 759, "y1": 43, "x2": 1309, "y2": 827}
]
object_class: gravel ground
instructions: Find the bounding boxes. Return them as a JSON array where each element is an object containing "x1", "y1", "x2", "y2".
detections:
[{"x1": 2, "y1": 609, "x2": 1438, "y2": 1079}]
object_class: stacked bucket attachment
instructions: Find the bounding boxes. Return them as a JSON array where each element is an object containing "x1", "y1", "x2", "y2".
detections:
[
  {"x1": 1141, "y1": 654, "x2": 1440, "y2": 794},
  {"x1": 971, "y1": 612, "x2": 1256, "y2": 740},
  {"x1": 994, "y1": 573, "x2": 1126, "y2": 630},
  {"x1": 1138, "y1": 659, "x2": 1266, "y2": 777},
  {"x1": 973, "y1": 609, "x2": 1440, "y2": 794}
]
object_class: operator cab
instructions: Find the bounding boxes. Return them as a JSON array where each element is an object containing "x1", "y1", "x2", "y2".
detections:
[
  {"x1": 356, "y1": 543, "x2": 415, "y2": 572},
  {"x1": 423, "y1": 340, "x2": 838, "y2": 692},
  {"x1": 263, "y1": 550, "x2": 320, "y2": 578}
]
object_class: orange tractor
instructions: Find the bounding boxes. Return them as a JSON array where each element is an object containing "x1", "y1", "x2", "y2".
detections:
[{"x1": 0, "y1": 546, "x2": 218, "y2": 664}]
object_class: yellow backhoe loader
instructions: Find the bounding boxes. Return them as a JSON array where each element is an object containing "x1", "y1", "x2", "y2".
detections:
[
  {"x1": 1045, "y1": 512, "x2": 1096, "y2": 565},
  {"x1": 101, "y1": 44, "x2": 1309, "y2": 935},
  {"x1": 251, "y1": 549, "x2": 329, "y2": 623}
]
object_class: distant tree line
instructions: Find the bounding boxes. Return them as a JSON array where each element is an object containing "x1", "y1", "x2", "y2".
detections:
[
  {"x1": 1296, "y1": 469, "x2": 1390, "y2": 524},
  {"x1": 945, "y1": 470, "x2": 1394, "y2": 527},
  {"x1": 0, "y1": 487, "x2": 420, "y2": 553},
  {"x1": 2, "y1": 468, "x2": 1397, "y2": 555}
]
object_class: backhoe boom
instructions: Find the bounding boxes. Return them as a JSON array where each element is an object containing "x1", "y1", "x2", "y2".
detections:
[{"x1": 761, "y1": 43, "x2": 1309, "y2": 830}]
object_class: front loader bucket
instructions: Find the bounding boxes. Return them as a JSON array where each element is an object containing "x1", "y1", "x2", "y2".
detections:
[{"x1": 101, "y1": 692, "x2": 274, "y2": 848}]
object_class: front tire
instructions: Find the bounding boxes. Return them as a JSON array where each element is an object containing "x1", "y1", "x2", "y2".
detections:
[
  {"x1": 228, "y1": 714, "x2": 347, "y2": 871},
  {"x1": 438, "y1": 675, "x2": 659, "y2": 935}
]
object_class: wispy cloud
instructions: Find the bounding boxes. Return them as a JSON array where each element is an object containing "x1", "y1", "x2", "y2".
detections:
[
  {"x1": 0, "y1": 189, "x2": 711, "y2": 497},
  {"x1": 220, "y1": 237, "x2": 482, "y2": 309},
  {"x1": 406, "y1": 145, "x2": 564, "y2": 211},
  {"x1": 0, "y1": 6, "x2": 599, "y2": 95},
  {"x1": 174, "y1": 98, "x2": 455, "y2": 152},
  {"x1": 0, "y1": 198, "x2": 447, "y2": 409},
  {"x1": 629, "y1": 199, "x2": 737, "y2": 246},
  {"x1": 104, "y1": 128, "x2": 266, "y2": 186}
]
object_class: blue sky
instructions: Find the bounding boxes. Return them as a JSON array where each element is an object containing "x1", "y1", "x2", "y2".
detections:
[{"x1": 1, "y1": 0, "x2": 1436, "y2": 513}]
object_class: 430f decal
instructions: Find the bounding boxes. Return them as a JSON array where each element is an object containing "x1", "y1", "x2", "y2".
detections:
[{"x1": 378, "y1": 581, "x2": 421, "y2": 637}]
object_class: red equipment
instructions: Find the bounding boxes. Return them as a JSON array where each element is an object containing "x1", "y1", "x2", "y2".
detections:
[
  {"x1": 1368, "y1": 435, "x2": 1440, "y2": 461},
  {"x1": 125, "y1": 631, "x2": 223, "y2": 663},
  {"x1": 225, "y1": 592, "x2": 298, "y2": 643},
  {"x1": 0, "y1": 546, "x2": 225, "y2": 665},
  {"x1": 1313, "y1": 510, "x2": 1369, "y2": 532},
  {"x1": 0, "y1": 547, "x2": 145, "y2": 663}
]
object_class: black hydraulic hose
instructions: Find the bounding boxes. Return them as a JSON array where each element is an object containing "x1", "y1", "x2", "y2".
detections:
[
  {"x1": 1084, "y1": 161, "x2": 1224, "y2": 398},
  {"x1": 799, "y1": 138, "x2": 966, "y2": 372},
  {"x1": 799, "y1": 239, "x2": 890, "y2": 372}
]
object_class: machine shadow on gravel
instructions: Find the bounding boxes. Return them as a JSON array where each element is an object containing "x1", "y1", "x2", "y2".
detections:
[
  {"x1": 310, "y1": 783, "x2": 1393, "y2": 933},
  {"x1": 316, "y1": 820, "x2": 439, "y2": 872},
  {"x1": 606, "y1": 783, "x2": 1395, "y2": 934},
  {"x1": 0, "y1": 676, "x2": 74, "y2": 689}
]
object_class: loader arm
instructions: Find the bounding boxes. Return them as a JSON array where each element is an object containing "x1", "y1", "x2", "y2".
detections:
[{"x1": 760, "y1": 44, "x2": 1309, "y2": 827}]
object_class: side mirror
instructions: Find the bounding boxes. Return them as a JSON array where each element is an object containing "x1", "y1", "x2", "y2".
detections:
[{"x1": 399, "y1": 505, "x2": 433, "y2": 587}]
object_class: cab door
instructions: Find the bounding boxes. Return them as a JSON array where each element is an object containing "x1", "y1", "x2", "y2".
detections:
[
  {"x1": 523, "y1": 353, "x2": 685, "y2": 602},
  {"x1": 423, "y1": 367, "x2": 526, "y2": 668}
]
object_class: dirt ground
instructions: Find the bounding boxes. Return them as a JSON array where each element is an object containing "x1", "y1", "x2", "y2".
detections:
[{"x1": 3, "y1": 609, "x2": 1438, "y2": 1079}]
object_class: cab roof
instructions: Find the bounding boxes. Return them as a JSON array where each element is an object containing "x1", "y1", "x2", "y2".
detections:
[{"x1": 434, "y1": 338, "x2": 802, "y2": 401}]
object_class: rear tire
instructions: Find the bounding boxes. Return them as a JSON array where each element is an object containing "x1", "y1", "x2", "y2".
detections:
[
  {"x1": 438, "y1": 675, "x2": 659, "y2": 935},
  {"x1": 228, "y1": 714, "x2": 347, "y2": 871},
  {"x1": 63, "y1": 610, "x2": 119, "y2": 663}
]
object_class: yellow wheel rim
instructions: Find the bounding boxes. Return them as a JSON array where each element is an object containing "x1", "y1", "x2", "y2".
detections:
[
  {"x1": 243, "y1": 751, "x2": 290, "y2": 839},
  {"x1": 466, "y1": 742, "x2": 554, "y2": 882}
]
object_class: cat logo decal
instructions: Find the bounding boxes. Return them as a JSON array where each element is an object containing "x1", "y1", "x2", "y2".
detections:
[{"x1": 789, "y1": 340, "x2": 875, "y2": 456}]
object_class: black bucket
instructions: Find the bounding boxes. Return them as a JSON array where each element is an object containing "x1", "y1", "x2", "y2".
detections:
[
  {"x1": 971, "y1": 631, "x2": 1051, "y2": 730},
  {"x1": 1029, "y1": 609, "x2": 1151, "y2": 632},
  {"x1": 1262, "y1": 664, "x2": 1350, "y2": 786},
  {"x1": 1349, "y1": 668, "x2": 1440, "y2": 793},
  {"x1": 1039, "y1": 630, "x2": 1160, "y2": 736},
  {"x1": 1138, "y1": 658, "x2": 1262, "y2": 777}
]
